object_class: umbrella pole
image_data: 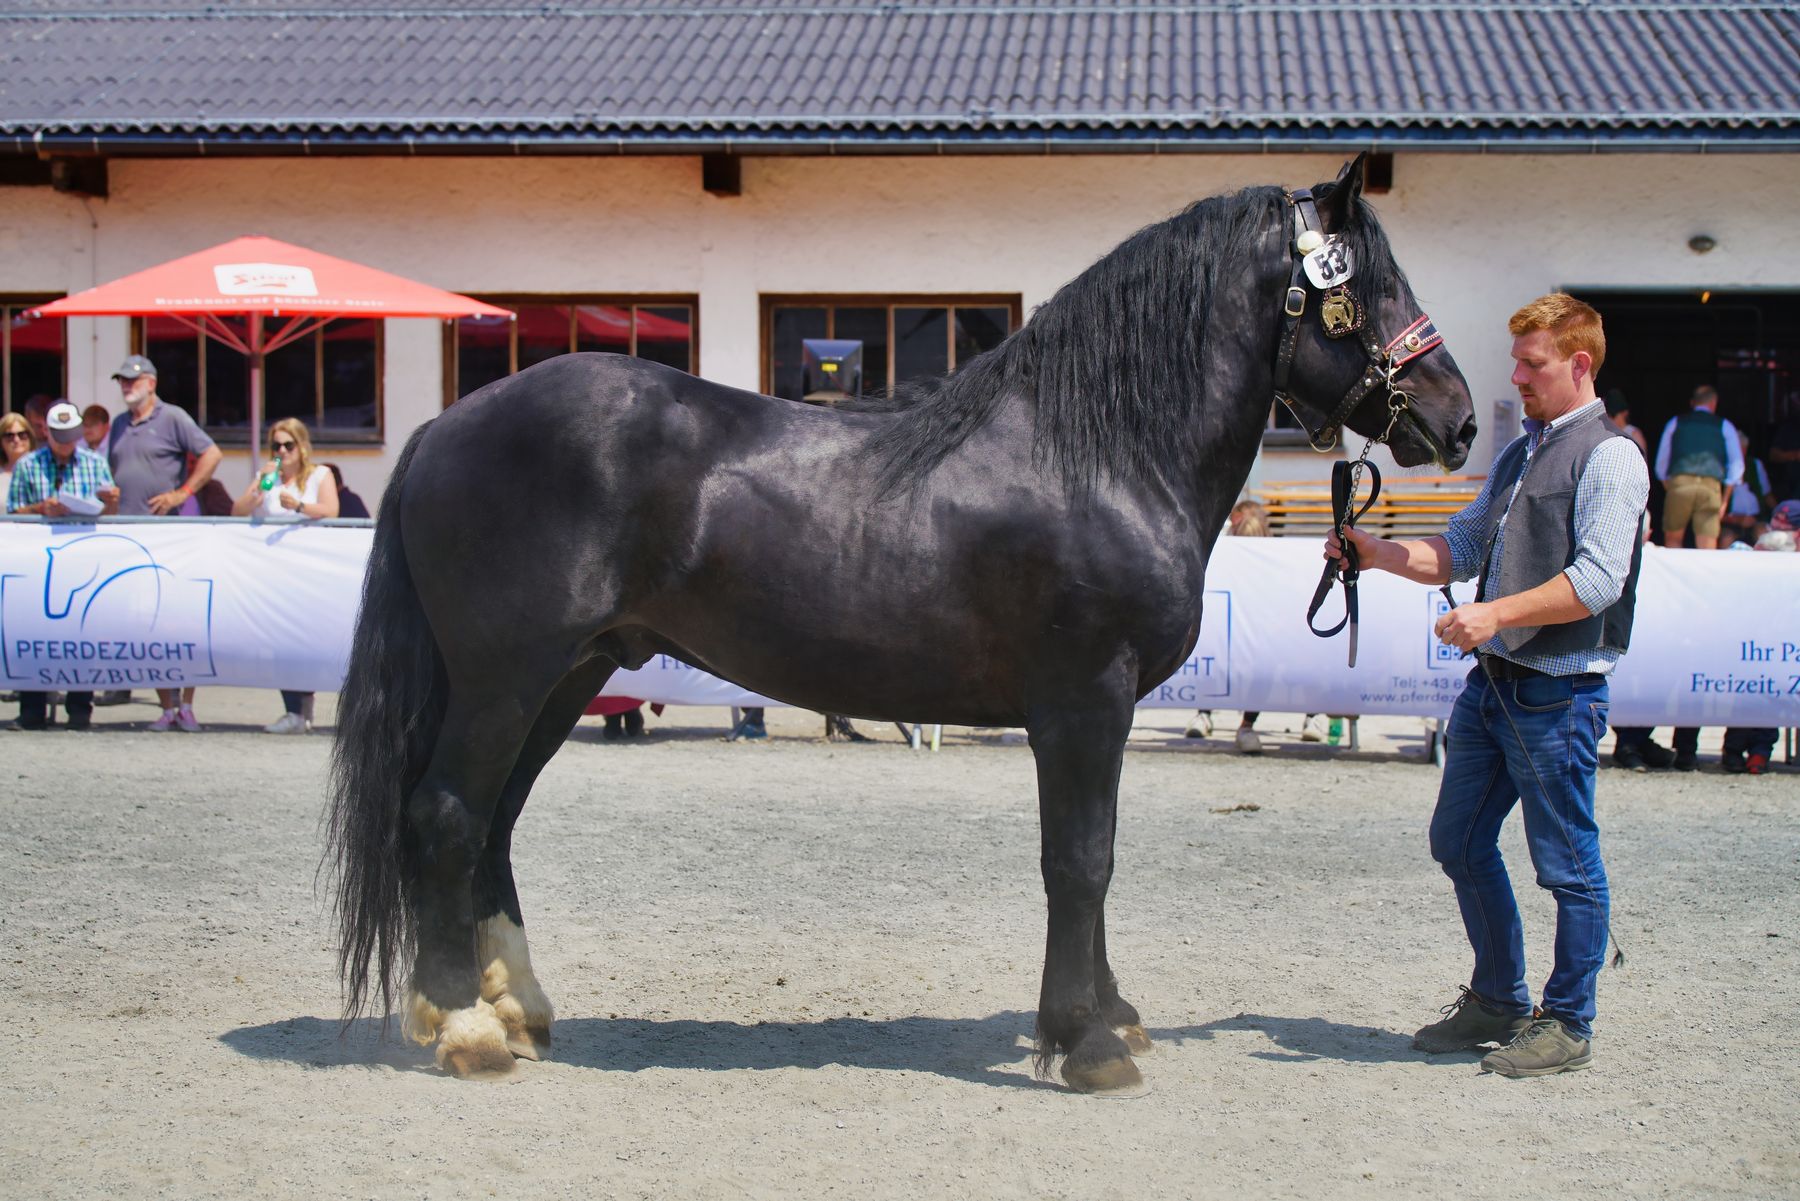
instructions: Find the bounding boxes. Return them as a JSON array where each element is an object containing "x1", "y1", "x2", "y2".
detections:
[{"x1": 249, "y1": 311, "x2": 264, "y2": 486}]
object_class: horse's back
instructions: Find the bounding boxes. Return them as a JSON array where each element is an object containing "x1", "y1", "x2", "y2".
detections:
[{"x1": 399, "y1": 352, "x2": 1204, "y2": 717}]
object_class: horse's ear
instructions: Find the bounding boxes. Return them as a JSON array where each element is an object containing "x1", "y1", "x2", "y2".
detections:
[{"x1": 1316, "y1": 153, "x2": 1368, "y2": 233}]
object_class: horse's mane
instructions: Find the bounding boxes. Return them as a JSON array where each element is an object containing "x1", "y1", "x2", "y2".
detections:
[{"x1": 844, "y1": 180, "x2": 1408, "y2": 495}]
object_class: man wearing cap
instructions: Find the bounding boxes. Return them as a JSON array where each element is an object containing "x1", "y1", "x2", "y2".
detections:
[
  {"x1": 1772, "y1": 499, "x2": 1800, "y2": 537},
  {"x1": 107, "y1": 355, "x2": 221, "y2": 732},
  {"x1": 6, "y1": 402, "x2": 119, "y2": 730},
  {"x1": 107, "y1": 355, "x2": 221, "y2": 517}
]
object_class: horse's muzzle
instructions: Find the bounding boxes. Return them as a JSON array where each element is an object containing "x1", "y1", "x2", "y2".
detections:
[{"x1": 1446, "y1": 414, "x2": 1478, "y2": 469}]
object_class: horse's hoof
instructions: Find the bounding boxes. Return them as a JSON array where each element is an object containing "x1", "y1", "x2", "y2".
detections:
[
  {"x1": 1116, "y1": 1023, "x2": 1155, "y2": 1056},
  {"x1": 507, "y1": 1026, "x2": 552, "y2": 1062},
  {"x1": 1062, "y1": 1054, "x2": 1146, "y2": 1096},
  {"x1": 433, "y1": 1000, "x2": 514, "y2": 1078},
  {"x1": 440, "y1": 1041, "x2": 516, "y2": 1078}
]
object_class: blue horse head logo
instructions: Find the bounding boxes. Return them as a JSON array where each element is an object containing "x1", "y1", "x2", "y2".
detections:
[{"x1": 42, "y1": 534, "x2": 173, "y2": 630}]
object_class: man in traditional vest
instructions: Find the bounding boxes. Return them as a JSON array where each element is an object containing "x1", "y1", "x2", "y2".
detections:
[
  {"x1": 1327, "y1": 294, "x2": 1647, "y2": 1077},
  {"x1": 1654, "y1": 384, "x2": 1743, "y2": 549}
]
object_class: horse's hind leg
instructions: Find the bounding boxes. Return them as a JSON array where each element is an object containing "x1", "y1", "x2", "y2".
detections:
[
  {"x1": 1095, "y1": 905, "x2": 1153, "y2": 1056},
  {"x1": 403, "y1": 677, "x2": 554, "y2": 1077},
  {"x1": 473, "y1": 659, "x2": 616, "y2": 1062},
  {"x1": 1028, "y1": 685, "x2": 1144, "y2": 1095}
]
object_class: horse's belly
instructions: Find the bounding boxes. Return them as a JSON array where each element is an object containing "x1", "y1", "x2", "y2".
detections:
[{"x1": 650, "y1": 624, "x2": 1032, "y2": 726}]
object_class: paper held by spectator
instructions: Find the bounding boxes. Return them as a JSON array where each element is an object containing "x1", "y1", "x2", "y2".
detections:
[{"x1": 56, "y1": 488, "x2": 104, "y2": 516}]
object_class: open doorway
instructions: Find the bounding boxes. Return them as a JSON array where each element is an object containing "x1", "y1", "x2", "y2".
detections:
[{"x1": 1571, "y1": 289, "x2": 1800, "y2": 536}]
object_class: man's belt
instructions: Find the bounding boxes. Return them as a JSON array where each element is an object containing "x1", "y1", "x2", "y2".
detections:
[
  {"x1": 1479, "y1": 654, "x2": 1603, "y2": 685},
  {"x1": 1478, "y1": 654, "x2": 1548, "y2": 682}
]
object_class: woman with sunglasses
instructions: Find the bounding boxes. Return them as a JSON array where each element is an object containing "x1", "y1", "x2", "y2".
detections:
[
  {"x1": 233, "y1": 418, "x2": 339, "y2": 733},
  {"x1": 231, "y1": 418, "x2": 339, "y2": 521},
  {"x1": 0, "y1": 413, "x2": 36, "y2": 705},
  {"x1": 0, "y1": 412, "x2": 35, "y2": 509}
]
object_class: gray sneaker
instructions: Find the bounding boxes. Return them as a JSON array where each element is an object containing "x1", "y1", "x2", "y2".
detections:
[
  {"x1": 1413, "y1": 987, "x2": 1533, "y2": 1054},
  {"x1": 1480, "y1": 1017, "x2": 1592, "y2": 1077}
]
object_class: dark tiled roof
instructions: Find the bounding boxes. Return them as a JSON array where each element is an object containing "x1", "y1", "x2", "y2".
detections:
[{"x1": 4, "y1": 2, "x2": 1798, "y2": 152}]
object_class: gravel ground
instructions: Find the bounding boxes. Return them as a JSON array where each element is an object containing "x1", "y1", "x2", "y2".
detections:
[{"x1": 3, "y1": 689, "x2": 1796, "y2": 1200}]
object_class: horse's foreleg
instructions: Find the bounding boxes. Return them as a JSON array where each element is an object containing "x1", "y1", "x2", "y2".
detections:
[
  {"x1": 473, "y1": 659, "x2": 617, "y2": 1062},
  {"x1": 402, "y1": 686, "x2": 539, "y2": 1078},
  {"x1": 1094, "y1": 904, "x2": 1153, "y2": 1056},
  {"x1": 1028, "y1": 690, "x2": 1143, "y2": 1095}
]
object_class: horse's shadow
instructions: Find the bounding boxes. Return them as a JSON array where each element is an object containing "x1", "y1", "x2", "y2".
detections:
[
  {"x1": 222, "y1": 1011, "x2": 1058, "y2": 1089},
  {"x1": 220, "y1": 1009, "x2": 1430, "y2": 1084}
]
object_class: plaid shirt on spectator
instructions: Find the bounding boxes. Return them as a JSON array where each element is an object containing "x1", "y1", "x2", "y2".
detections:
[{"x1": 6, "y1": 444, "x2": 115, "y2": 513}]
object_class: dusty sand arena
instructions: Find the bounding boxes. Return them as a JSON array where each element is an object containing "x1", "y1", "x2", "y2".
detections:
[{"x1": 3, "y1": 690, "x2": 1795, "y2": 1200}]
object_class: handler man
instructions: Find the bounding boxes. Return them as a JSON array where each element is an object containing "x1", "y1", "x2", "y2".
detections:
[{"x1": 1328, "y1": 294, "x2": 1648, "y2": 1077}]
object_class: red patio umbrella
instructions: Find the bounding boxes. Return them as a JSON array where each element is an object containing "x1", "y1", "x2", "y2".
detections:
[{"x1": 33, "y1": 236, "x2": 511, "y2": 477}]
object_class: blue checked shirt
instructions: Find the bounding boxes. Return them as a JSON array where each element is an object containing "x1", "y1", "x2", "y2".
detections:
[
  {"x1": 6, "y1": 445, "x2": 115, "y2": 513},
  {"x1": 1441, "y1": 399, "x2": 1649, "y2": 677}
]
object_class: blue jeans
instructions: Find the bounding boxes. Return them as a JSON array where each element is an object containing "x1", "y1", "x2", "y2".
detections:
[{"x1": 1431, "y1": 664, "x2": 1611, "y2": 1040}]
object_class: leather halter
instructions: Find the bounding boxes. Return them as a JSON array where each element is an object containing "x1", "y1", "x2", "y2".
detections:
[
  {"x1": 1271, "y1": 188, "x2": 1445, "y2": 666},
  {"x1": 1269, "y1": 188, "x2": 1443, "y2": 456}
]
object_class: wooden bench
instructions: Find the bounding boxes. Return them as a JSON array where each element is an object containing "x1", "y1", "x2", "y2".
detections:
[{"x1": 1250, "y1": 475, "x2": 1485, "y2": 539}]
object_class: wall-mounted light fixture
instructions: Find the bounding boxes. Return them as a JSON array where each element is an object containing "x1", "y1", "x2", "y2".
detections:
[{"x1": 1688, "y1": 234, "x2": 1717, "y2": 254}]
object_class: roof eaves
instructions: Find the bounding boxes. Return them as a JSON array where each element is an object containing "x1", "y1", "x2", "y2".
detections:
[
  {"x1": 13, "y1": 124, "x2": 1800, "y2": 159},
  {"x1": 8, "y1": 108, "x2": 1799, "y2": 135}
]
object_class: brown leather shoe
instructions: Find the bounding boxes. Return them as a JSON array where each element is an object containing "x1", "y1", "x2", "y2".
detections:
[
  {"x1": 1480, "y1": 1017, "x2": 1592, "y2": 1077},
  {"x1": 1413, "y1": 987, "x2": 1533, "y2": 1054}
]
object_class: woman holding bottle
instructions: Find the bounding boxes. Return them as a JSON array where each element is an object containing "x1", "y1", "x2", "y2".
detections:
[{"x1": 233, "y1": 418, "x2": 339, "y2": 733}]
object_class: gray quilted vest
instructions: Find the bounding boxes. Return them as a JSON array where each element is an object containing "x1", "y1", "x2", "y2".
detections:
[{"x1": 1475, "y1": 408, "x2": 1642, "y2": 658}]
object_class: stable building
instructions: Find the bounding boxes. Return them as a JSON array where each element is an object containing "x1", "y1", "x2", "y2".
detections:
[{"x1": 3, "y1": 1, "x2": 1799, "y2": 503}]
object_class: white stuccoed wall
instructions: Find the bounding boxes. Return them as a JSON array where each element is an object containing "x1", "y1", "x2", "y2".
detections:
[{"x1": 3, "y1": 151, "x2": 1797, "y2": 503}]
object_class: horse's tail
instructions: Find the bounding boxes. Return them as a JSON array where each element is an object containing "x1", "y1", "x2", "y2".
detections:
[{"x1": 325, "y1": 423, "x2": 445, "y2": 1027}]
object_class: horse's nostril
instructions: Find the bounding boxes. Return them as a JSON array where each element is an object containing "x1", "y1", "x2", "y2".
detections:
[{"x1": 1456, "y1": 416, "x2": 1479, "y2": 448}]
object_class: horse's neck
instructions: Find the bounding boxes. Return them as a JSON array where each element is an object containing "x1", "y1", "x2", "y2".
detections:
[{"x1": 1180, "y1": 231, "x2": 1289, "y2": 526}]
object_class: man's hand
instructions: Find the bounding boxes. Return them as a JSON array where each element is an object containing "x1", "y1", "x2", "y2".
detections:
[
  {"x1": 1435, "y1": 601, "x2": 1501, "y2": 652},
  {"x1": 39, "y1": 496, "x2": 65, "y2": 518},
  {"x1": 1323, "y1": 524, "x2": 1383, "y2": 567},
  {"x1": 147, "y1": 487, "x2": 188, "y2": 515}
]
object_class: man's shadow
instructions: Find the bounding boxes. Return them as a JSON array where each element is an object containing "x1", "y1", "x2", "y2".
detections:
[
  {"x1": 220, "y1": 1009, "x2": 1435, "y2": 1085},
  {"x1": 1181, "y1": 1012, "x2": 1438, "y2": 1065}
]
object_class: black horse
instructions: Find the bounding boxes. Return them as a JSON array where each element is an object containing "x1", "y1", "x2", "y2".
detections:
[{"x1": 328, "y1": 156, "x2": 1476, "y2": 1092}]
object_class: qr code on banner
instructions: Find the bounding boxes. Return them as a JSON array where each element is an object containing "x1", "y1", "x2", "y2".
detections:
[{"x1": 1427, "y1": 591, "x2": 1462, "y2": 671}]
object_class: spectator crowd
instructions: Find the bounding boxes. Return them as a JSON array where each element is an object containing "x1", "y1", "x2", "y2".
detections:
[
  {"x1": 5, "y1": 356, "x2": 370, "y2": 736},
  {"x1": 1603, "y1": 385, "x2": 1797, "y2": 776}
]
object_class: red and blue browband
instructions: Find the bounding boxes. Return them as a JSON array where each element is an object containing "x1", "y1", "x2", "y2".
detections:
[{"x1": 1383, "y1": 315, "x2": 1443, "y2": 368}]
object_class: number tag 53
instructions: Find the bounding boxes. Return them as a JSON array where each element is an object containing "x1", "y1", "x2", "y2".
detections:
[{"x1": 1303, "y1": 238, "x2": 1357, "y2": 289}]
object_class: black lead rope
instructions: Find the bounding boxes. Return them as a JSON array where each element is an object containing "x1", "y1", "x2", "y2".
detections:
[{"x1": 1307, "y1": 457, "x2": 1381, "y2": 666}]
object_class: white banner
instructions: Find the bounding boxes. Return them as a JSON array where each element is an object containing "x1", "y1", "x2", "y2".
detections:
[
  {"x1": 1, "y1": 521, "x2": 1794, "y2": 727},
  {"x1": 0, "y1": 519, "x2": 369, "y2": 693}
]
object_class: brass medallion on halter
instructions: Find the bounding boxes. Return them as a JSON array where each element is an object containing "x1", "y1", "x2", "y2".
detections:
[{"x1": 1320, "y1": 286, "x2": 1364, "y2": 339}]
